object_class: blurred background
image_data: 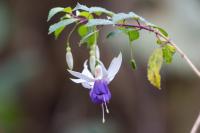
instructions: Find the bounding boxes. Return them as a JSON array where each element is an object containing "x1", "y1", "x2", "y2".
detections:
[{"x1": 0, "y1": 0, "x2": 200, "y2": 133}]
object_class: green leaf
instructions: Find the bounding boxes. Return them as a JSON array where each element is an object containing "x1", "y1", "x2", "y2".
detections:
[
  {"x1": 63, "y1": 7, "x2": 72, "y2": 13},
  {"x1": 48, "y1": 18, "x2": 77, "y2": 34},
  {"x1": 54, "y1": 26, "x2": 65, "y2": 39},
  {"x1": 162, "y1": 44, "x2": 176, "y2": 64},
  {"x1": 79, "y1": 30, "x2": 98, "y2": 45},
  {"x1": 153, "y1": 26, "x2": 168, "y2": 37},
  {"x1": 79, "y1": 11, "x2": 93, "y2": 19},
  {"x1": 89, "y1": 7, "x2": 114, "y2": 16},
  {"x1": 147, "y1": 48, "x2": 163, "y2": 89},
  {"x1": 78, "y1": 25, "x2": 88, "y2": 37},
  {"x1": 156, "y1": 39, "x2": 166, "y2": 45},
  {"x1": 106, "y1": 30, "x2": 122, "y2": 39},
  {"x1": 86, "y1": 19, "x2": 113, "y2": 27},
  {"x1": 130, "y1": 59, "x2": 137, "y2": 70},
  {"x1": 127, "y1": 30, "x2": 140, "y2": 42},
  {"x1": 78, "y1": 25, "x2": 98, "y2": 46},
  {"x1": 73, "y1": 3, "x2": 114, "y2": 16},
  {"x1": 47, "y1": 7, "x2": 64, "y2": 21},
  {"x1": 73, "y1": 3, "x2": 90, "y2": 12},
  {"x1": 112, "y1": 12, "x2": 138, "y2": 23}
]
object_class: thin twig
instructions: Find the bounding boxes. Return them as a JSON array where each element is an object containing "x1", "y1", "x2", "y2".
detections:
[
  {"x1": 117, "y1": 23, "x2": 200, "y2": 78},
  {"x1": 191, "y1": 112, "x2": 200, "y2": 133},
  {"x1": 73, "y1": 16, "x2": 200, "y2": 78},
  {"x1": 67, "y1": 23, "x2": 79, "y2": 46},
  {"x1": 158, "y1": 33, "x2": 200, "y2": 78}
]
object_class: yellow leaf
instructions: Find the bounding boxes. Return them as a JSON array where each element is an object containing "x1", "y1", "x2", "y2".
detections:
[{"x1": 147, "y1": 48, "x2": 163, "y2": 89}]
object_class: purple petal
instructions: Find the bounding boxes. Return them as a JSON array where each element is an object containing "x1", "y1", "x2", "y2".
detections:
[{"x1": 89, "y1": 80, "x2": 111, "y2": 104}]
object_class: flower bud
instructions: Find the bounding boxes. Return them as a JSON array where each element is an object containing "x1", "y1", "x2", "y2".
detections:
[
  {"x1": 95, "y1": 45, "x2": 100, "y2": 60},
  {"x1": 66, "y1": 47, "x2": 73, "y2": 70},
  {"x1": 89, "y1": 49, "x2": 96, "y2": 74}
]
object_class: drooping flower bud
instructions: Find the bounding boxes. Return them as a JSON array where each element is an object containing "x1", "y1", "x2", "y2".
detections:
[
  {"x1": 66, "y1": 46, "x2": 73, "y2": 70},
  {"x1": 95, "y1": 45, "x2": 100, "y2": 60},
  {"x1": 89, "y1": 50, "x2": 96, "y2": 74}
]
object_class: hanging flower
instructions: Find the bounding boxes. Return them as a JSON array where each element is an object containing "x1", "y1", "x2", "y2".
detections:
[{"x1": 68, "y1": 52, "x2": 122, "y2": 123}]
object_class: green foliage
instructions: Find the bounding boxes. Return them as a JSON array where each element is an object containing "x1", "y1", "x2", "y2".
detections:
[
  {"x1": 48, "y1": 18, "x2": 77, "y2": 34},
  {"x1": 162, "y1": 44, "x2": 176, "y2": 64},
  {"x1": 63, "y1": 7, "x2": 72, "y2": 13},
  {"x1": 74, "y1": 3, "x2": 114, "y2": 16},
  {"x1": 47, "y1": 7, "x2": 72, "y2": 22},
  {"x1": 78, "y1": 25, "x2": 88, "y2": 37},
  {"x1": 78, "y1": 11, "x2": 93, "y2": 19},
  {"x1": 78, "y1": 25, "x2": 98, "y2": 46},
  {"x1": 73, "y1": 3, "x2": 90, "y2": 12},
  {"x1": 112, "y1": 12, "x2": 138, "y2": 23},
  {"x1": 127, "y1": 30, "x2": 140, "y2": 43},
  {"x1": 153, "y1": 26, "x2": 168, "y2": 37},
  {"x1": 147, "y1": 48, "x2": 163, "y2": 89},
  {"x1": 89, "y1": 7, "x2": 114, "y2": 16},
  {"x1": 54, "y1": 26, "x2": 65, "y2": 39},
  {"x1": 47, "y1": 7, "x2": 64, "y2": 21},
  {"x1": 156, "y1": 39, "x2": 166, "y2": 45},
  {"x1": 86, "y1": 19, "x2": 113, "y2": 27},
  {"x1": 47, "y1": 3, "x2": 176, "y2": 90}
]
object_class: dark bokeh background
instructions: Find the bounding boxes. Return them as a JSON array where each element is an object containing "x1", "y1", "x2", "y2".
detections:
[{"x1": 0, "y1": 0, "x2": 200, "y2": 133}]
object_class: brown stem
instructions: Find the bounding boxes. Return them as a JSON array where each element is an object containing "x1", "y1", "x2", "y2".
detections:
[{"x1": 73, "y1": 16, "x2": 200, "y2": 78}]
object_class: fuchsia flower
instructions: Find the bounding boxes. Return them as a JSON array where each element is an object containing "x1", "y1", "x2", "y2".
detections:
[{"x1": 68, "y1": 51, "x2": 122, "y2": 123}]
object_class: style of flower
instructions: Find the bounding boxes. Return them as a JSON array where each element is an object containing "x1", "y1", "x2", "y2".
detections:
[{"x1": 68, "y1": 51, "x2": 122, "y2": 123}]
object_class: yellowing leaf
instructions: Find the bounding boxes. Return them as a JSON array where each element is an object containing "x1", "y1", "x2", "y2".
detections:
[{"x1": 147, "y1": 48, "x2": 163, "y2": 89}]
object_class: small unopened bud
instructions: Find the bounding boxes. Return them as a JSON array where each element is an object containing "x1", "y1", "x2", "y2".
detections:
[
  {"x1": 89, "y1": 54, "x2": 96, "y2": 75},
  {"x1": 95, "y1": 45, "x2": 100, "y2": 60},
  {"x1": 66, "y1": 47, "x2": 73, "y2": 70}
]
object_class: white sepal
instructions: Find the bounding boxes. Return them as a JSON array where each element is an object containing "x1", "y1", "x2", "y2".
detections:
[
  {"x1": 107, "y1": 52, "x2": 122, "y2": 82},
  {"x1": 70, "y1": 78, "x2": 85, "y2": 83},
  {"x1": 68, "y1": 70, "x2": 94, "y2": 82},
  {"x1": 89, "y1": 55, "x2": 96, "y2": 75},
  {"x1": 82, "y1": 60, "x2": 94, "y2": 79},
  {"x1": 70, "y1": 78, "x2": 93, "y2": 89}
]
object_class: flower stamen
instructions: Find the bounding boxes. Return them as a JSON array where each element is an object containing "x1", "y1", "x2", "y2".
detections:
[
  {"x1": 103, "y1": 96, "x2": 109, "y2": 114},
  {"x1": 101, "y1": 104, "x2": 105, "y2": 123}
]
